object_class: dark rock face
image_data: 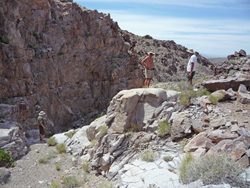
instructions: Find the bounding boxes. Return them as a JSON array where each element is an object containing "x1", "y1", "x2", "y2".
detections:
[{"x1": 0, "y1": 0, "x2": 144, "y2": 132}]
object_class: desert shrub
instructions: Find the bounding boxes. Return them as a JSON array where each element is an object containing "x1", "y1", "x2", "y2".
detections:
[
  {"x1": 208, "y1": 93, "x2": 224, "y2": 105},
  {"x1": 38, "y1": 157, "x2": 49, "y2": 164},
  {"x1": 32, "y1": 31, "x2": 40, "y2": 40},
  {"x1": 0, "y1": 150, "x2": 14, "y2": 167},
  {"x1": 157, "y1": 120, "x2": 171, "y2": 137},
  {"x1": 58, "y1": 51, "x2": 64, "y2": 56},
  {"x1": 65, "y1": 130, "x2": 77, "y2": 138},
  {"x1": 180, "y1": 93, "x2": 191, "y2": 107},
  {"x1": 81, "y1": 160, "x2": 89, "y2": 173},
  {"x1": 47, "y1": 137, "x2": 57, "y2": 146},
  {"x1": 126, "y1": 123, "x2": 141, "y2": 132},
  {"x1": 97, "y1": 180, "x2": 115, "y2": 188},
  {"x1": 180, "y1": 138, "x2": 188, "y2": 152},
  {"x1": 196, "y1": 87, "x2": 210, "y2": 97},
  {"x1": 62, "y1": 175, "x2": 80, "y2": 188},
  {"x1": 140, "y1": 149, "x2": 157, "y2": 162},
  {"x1": 56, "y1": 143, "x2": 66, "y2": 153},
  {"x1": 179, "y1": 153, "x2": 244, "y2": 185},
  {"x1": 50, "y1": 181, "x2": 59, "y2": 188},
  {"x1": 55, "y1": 163, "x2": 61, "y2": 171},
  {"x1": 47, "y1": 150, "x2": 57, "y2": 160},
  {"x1": 90, "y1": 139, "x2": 97, "y2": 147},
  {"x1": 163, "y1": 156, "x2": 172, "y2": 162},
  {"x1": 99, "y1": 125, "x2": 108, "y2": 137},
  {"x1": 0, "y1": 35, "x2": 10, "y2": 44}
]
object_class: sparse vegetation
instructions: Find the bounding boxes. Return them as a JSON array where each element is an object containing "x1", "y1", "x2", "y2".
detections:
[
  {"x1": 180, "y1": 138, "x2": 188, "y2": 152},
  {"x1": 99, "y1": 125, "x2": 108, "y2": 136},
  {"x1": 126, "y1": 123, "x2": 141, "y2": 132},
  {"x1": 38, "y1": 157, "x2": 49, "y2": 164},
  {"x1": 163, "y1": 156, "x2": 173, "y2": 162},
  {"x1": 90, "y1": 139, "x2": 97, "y2": 147},
  {"x1": 58, "y1": 51, "x2": 64, "y2": 56},
  {"x1": 56, "y1": 143, "x2": 66, "y2": 153},
  {"x1": 208, "y1": 93, "x2": 224, "y2": 105},
  {"x1": 55, "y1": 163, "x2": 61, "y2": 171},
  {"x1": 32, "y1": 31, "x2": 40, "y2": 40},
  {"x1": 47, "y1": 150, "x2": 58, "y2": 160},
  {"x1": 179, "y1": 153, "x2": 244, "y2": 186},
  {"x1": 81, "y1": 160, "x2": 89, "y2": 173},
  {"x1": 62, "y1": 175, "x2": 80, "y2": 188},
  {"x1": 97, "y1": 180, "x2": 115, "y2": 188},
  {"x1": 47, "y1": 137, "x2": 57, "y2": 146},
  {"x1": 140, "y1": 149, "x2": 157, "y2": 162},
  {"x1": 0, "y1": 35, "x2": 10, "y2": 44},
  {"x1": 157, "y1": 120, "x2": 171, "y2": 137},
  {"x1": 65, "y1": 130, "x2": 77, "y2": 138},
  {"x1": 0, "y1": 150, "x2": 14, "y2": 167}
]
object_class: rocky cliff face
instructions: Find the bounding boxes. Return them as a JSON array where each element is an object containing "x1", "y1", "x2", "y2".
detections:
[{"x1": 0, "y1": 0, "x2": 144, "y2": 134}]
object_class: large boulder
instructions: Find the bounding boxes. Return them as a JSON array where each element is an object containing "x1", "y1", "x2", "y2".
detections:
[
  {"x1": 105, "y1": 88, "x2": 179, "y2": 134},
  {"x1": 202, "y1": 77, "x2": 250, "y2": 92}
]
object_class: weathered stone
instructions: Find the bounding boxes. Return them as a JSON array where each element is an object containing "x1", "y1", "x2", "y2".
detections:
[
  {"x1": 207, "y1": 129, "x2": 238, "y2": 142},
  {"x1": 238, "y1": 84, "x2": 250, "y2": 104},
  {"x1": 202, "y1": 77, "x2": 250, "y2": 92},
  {"x1": 210, "y1": 117, "x2": 228, "y2": 129},
  {"x1": 170, "y1": 112, "x2": 193, "y2": 141}
]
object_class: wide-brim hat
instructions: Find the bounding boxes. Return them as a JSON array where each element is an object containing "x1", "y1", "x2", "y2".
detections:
[
  {"x1": 148, "y1": 51, "x2": 155, "y2": 55},
  {"x1": 39, "y1": 111, "x2": 46, "y2": 116},
  {"x1": 187, "y1": 48, "x2": 195, "y2": 53}
]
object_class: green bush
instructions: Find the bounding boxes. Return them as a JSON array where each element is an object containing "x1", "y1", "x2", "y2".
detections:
[
  {"x1": 56, "y1": 143, "x2": 66, "y2": 153},
  {"x1": 0, "y1": 150, "x2": 14, "y2": 167},
  {"x1": 47, "y1": 150, "x2": 57, "y2": 160},
  {"x1": 47, "y1": 137, "x2": 57, "y2": 146},
  {"x1": 81, "y1": 160, "x2": 89, "y2": 173},
  {"x1": 62, "y1": 176, "x2": 80, "y2": 188},
  {"x1": 65, "y1": 130, "x2": 77, "y2": 138},
  {"x1": 196, "y1": 87, "x2": 210, "y2": 97},
  {"x1": 140, "y1": 149, "x2": 157, "y2": 162},
  {"x1": 126, "y1": 123, "x2": 141, "y2": 132},
  {"x1": 38, "y1": 157, "x2": 49, "y2": 164},
  {"x1": 157, "y1": 120, "x2": 171, "y2": 137},
  {"x1": 208, "y1": 93, "x2": 224, "y2": 105},
  {"x1": 99, "y1": 125, "x2": 108, "y2": 136},
  {"x1": 55, "y1": 163, "x2": 61, "y2": 171},
  {"x1": 180, "y1": 153, "x2": 244, "y2": 186},
  {"x1": 163, "y1": 156, "x2": 173, "y2": 162},
  {"x1": 0, "y1": 35, "x2": 10, "y2": 44},
  {"x1": 32, "y1": 31, "x2": 40, "y2": 40}
]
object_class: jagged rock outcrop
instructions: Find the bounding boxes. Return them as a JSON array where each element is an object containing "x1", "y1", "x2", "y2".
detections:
[
  {"x1": 62, "y1": 87, "x2": 250, "y2": 187},
  {"x1": 203, "y1": 56, "x2": 250, "y2": 92},
  {"x1": 227, "y1": 49, "x2": 247, "y2": 60},
  {"x1": 0, "y1": 0, "x2": 144, "y2": 136}
]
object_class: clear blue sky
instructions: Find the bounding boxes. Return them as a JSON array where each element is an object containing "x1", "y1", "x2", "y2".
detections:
[{"x1": 74, "y1": 0, "x2": 250, "y2": 57}]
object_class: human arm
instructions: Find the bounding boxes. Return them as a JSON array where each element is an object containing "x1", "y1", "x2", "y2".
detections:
[
  {"x1": 40, "y1": 122, "x2": 46, "y2": 129},
  {"x1": 141, "y1": 57, "x2": 149, "y2": 68}
]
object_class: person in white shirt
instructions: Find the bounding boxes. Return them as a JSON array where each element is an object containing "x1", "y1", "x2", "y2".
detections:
[{"x1": 186, "y1": 48, "x2": 197, "y2": 85}]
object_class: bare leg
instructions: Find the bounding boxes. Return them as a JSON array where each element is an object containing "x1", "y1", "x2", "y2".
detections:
[{"x1": 147, "y1": 78, "x2": 152, "y2": 87}]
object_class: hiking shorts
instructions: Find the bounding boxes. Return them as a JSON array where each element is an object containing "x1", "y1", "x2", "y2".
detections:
[
  {"x1": 39, "y1": 125, "x2": 45, "y2": 135},
  {"x1": 187, "y1": 71, "x2": 195, "y2": 81},
  {"x1": 145, "y1": 69, "x2": 154, "y2": 79}
]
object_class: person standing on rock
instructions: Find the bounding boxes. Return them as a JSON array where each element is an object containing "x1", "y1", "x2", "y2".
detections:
[
  {"x1": 37, "y1": 111, "x2": 46, "y2": 142},
  {"x1": 141, "y1": 52, "x2": 155, "y2": 87},
  {"x1": 187, "y1": 48, "x2": 197, "y2": 85}
]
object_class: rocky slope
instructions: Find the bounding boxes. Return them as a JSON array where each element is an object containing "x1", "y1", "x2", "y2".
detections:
[{"x1": 121, "y1": 30, "x2": 214, "y2": 82}]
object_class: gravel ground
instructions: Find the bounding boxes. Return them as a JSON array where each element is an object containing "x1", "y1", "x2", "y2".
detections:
[{"x1": 2, "y1": 142, "x2": 115, "y2": 188}]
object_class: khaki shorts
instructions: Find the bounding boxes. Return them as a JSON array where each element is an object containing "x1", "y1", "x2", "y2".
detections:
[{"x1": 145, "y1": 69, "x2": 154, "y2": 78}]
